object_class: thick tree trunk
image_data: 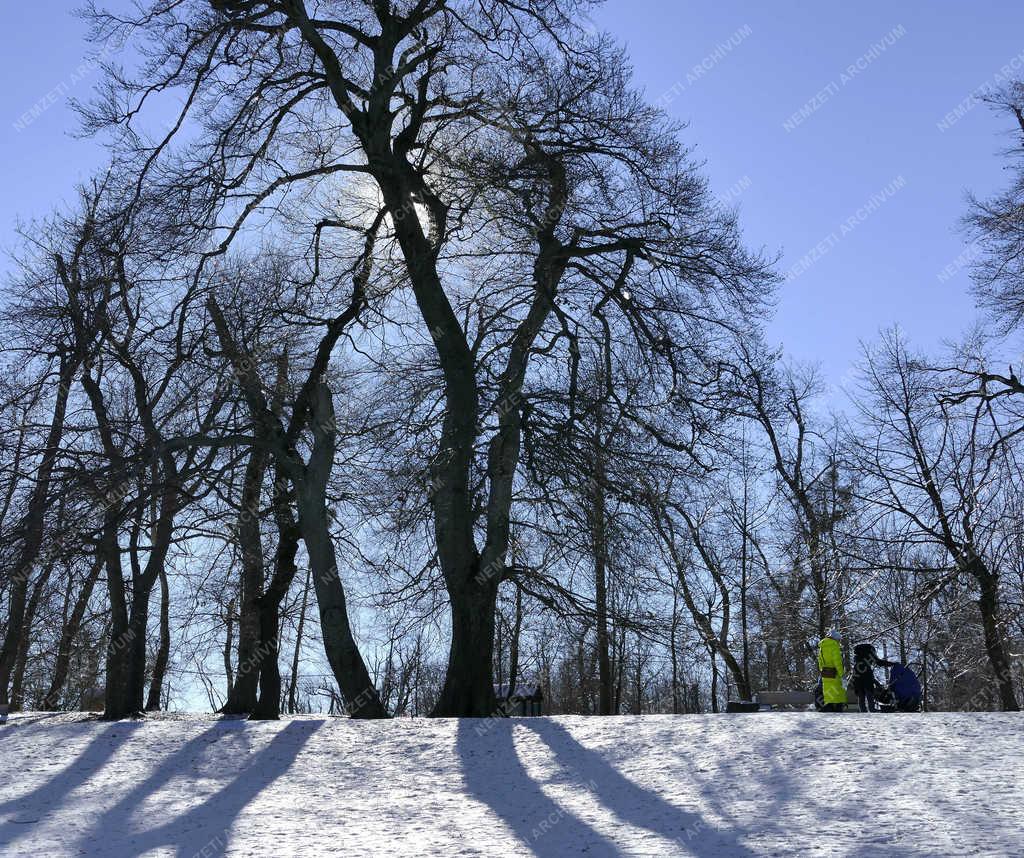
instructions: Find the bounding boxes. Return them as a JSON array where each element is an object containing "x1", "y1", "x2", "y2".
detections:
[
  {"x1": 222, "y1": 446, "x2": 268, "y2": 714},
  {"x1": 102, "y1": 513, "x2": 136, "y2": 721},
  {"x1": 296, "y1": 491, "x2": 387, "y2": 718},
  {"x1": 720, "y1": 647, "x2": 752, "y2": 702},
  {"x1": 250, "y1": 597, "x2": 283, "y2": 721},
  {"x1": 123, "y1": 587, "x2": 152, "y2": 715},
  {"x1": 43, "y1": 555, "x2": 103, "y2": 709},
  {"x1": 252, "y1": 481, "x2": 301, "y2": 721},
  {"x1": 373, "y1": 169, "x2": 491, "y2": 719},
  {"x1": 104, "y1": 634, "x2": 134, "y2": 720},
  {"x1": 105, "y1": 604, "x2": 151, "y2": 719},
  {"x1": 361, "y1": 130, "x2": 561, "y2": 717},
  {"x1": 250, "y1": 612, "x2": 281, "y2": 719},
  {"x1": 100, "y1": 457, "x2": 178, "y2": 718},
  {"x1": 295, "y1": 383, "x2": 387, "y2": 719},
  {"x1": 432, "y1": 575, "x2": 500, "y2": 717},
  {"x1": 975, "y1": 564, "x2": 1019, "y2": 711}
]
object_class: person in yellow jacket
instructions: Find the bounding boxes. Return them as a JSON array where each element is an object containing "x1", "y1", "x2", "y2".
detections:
[{"x1": 818, "y1": 630, "x2": 846, "y2": 712}]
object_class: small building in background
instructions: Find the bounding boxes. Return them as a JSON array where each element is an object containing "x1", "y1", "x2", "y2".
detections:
[{"x1": 495, "y1": 683, "x2": 543, "y2": 716}]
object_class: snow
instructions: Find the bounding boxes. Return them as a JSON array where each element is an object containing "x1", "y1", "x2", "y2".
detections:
[{"x1": 1, "y1": 711, "x2": 1021, "y2": 857}]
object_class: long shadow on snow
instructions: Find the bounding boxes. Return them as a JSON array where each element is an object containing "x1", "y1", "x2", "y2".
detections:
[
  {"x1": 522, "y1": 720, "x2": 756, "y2": 857},
  {"x1": 77, "y1": 719, "x2": 321, "y2": 857},
  {"x1": 0, "y1": 721, "x2": 143, "y2": 849},
  {"x1": 457, "y1": 719, "x2": 622, "y2": 857},
  {"x1": 669, "y1": 718, "x2": 802, "y2": 849},
  {"x1": 458, "y1": 718, "x2": 753, "y2": 857}
]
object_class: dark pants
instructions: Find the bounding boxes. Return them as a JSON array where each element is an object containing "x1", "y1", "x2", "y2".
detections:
[
  {"x1": 858, "y1": 689, "x2": 876, "y2": 712},
  {"x1": 823, "y1": 702, "x2": 845, "y2": 712}
]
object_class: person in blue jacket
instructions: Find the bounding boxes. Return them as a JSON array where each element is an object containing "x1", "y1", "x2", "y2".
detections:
[{"x1": 888, "y1": 663, "x2": 923, "y2": 712}]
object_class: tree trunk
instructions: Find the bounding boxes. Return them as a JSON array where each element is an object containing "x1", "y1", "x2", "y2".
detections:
[
  {"x1": 0, "y1": 355, "x2": 76, "y2": 705},
  {"x1": 102, "y1": 512, "x2": 137, "y2": 721},
  {"x1": 206, "y1": 298, "x2": 385, "y2": 718},
  {"x1": 252, "y1": 479, "x2": 302, "y2": 721},
  {"x1": 105, "y1": 600, "x2": 150, "y2": 719},
  {"x1": 739, "y1": 468, "x2": 751, "y2": 697},
  {"x1": 123, "y1": 584, "x2": 152, "y2": 715},
  {"x1": 296, "y1": 489, "x2": 387, "y2": 718},
  {"x1": 709, "y1": 648, "x2": 720, "y2": 713},
  {"x1": 145, "y1": 568, "x2": 171, "y2": 711},
  {"x1": 670, "y1": 588, "x2": 680, "y2": 715},
  {"x1": 632, "y1": 643, "x2": 643, "y2": 715},
  {"x1": 431, "y1": 574, "x2": 500, "y2": 717},
  {"x1": 287, "y1": 566, "x2": 312, "y2": 715},
  {"x1": 921, "y1": 643, "x2": 929, "y2": 712},
  {"x1": 592, "y1": 459, "x2": 613, "y2": 716},
  {"x1": 43, "y1": 555, "x2": 103, "y2": 710},
  {"x1": 975, "y1": 564, "x2": 1019, "y2": 711},
  {"x1": 10, "y1": 559, "x2": 56, "y2": 709},
  {"x1": 102, "y1": 459, "x2": 178, "y2": 719},
  {"x1": 223, "y1": 598, "x2": 235, "y2": 702},
  {"x1": 507, "y1": 584, "x2": 522, "y2": 700},
  {"x1": 810, "y1": 531, "x2": 829, "y2": 638},
  {"x1": 222, "y1": 446, "x2": 268, "y2": 714},
  {"x1": 613, "y1": 626, "x2": 625, "y2": 714},
  {"x1": 250, "y1": 596, "x2": 283, "y2": 720}
]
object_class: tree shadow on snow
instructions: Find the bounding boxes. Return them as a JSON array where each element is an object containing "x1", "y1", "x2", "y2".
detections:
[
  {"x1": 77, "y1": 719, "x2": 321, "y2": 857},
  {"x1": 522, "y1": 720, "x2": 755, "y2": 857},
  {"x1": 457, "y1": 719, "x2": 621, "y2": 857},
  {"x1": 458, "y1": 719, "x2": 753, "y2": 857},
  {"x1": 0, "y1": 721, "x2": 144, "y2": 850}
]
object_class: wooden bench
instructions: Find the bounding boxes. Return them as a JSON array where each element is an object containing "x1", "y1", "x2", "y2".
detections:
[
  {"x1": 755, "y1": 690, "x2": 815, "y2": 708},
  {"x1": 732, "y1": 685, "x2": 862, "y2": 712}
]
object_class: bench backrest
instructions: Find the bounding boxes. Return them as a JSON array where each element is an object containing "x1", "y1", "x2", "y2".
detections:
[{"x1": 755, "y1": 690, "x2": 815, "y2": 706}]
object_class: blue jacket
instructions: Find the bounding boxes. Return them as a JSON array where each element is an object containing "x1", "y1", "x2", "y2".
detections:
[{"x1": 889, "y1": 663, "x2": 921, "y2": 704}]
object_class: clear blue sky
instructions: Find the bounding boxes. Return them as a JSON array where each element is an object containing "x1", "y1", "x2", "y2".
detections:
[{"x1": 2, "y1": 1, "x2": 1023, "y2": 392}]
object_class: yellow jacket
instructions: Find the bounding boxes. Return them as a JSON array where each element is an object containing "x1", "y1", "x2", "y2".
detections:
[{"x1": 818, "y1": 636, "x2": 846, "y2": 705}]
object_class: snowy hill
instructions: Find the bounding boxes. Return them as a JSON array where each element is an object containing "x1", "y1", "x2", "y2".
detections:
[{"x1": 1, "y1": 711, "x2": 1020, "y2": 857}]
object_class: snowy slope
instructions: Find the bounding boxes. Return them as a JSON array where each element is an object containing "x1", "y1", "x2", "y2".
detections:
[{"x1": 0, "y1": 710, "x2": 1020, "y2": 857}]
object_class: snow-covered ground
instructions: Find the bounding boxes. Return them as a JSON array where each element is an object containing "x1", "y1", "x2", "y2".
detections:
[{"x1": 0, "y1": 710, "x2": 1020, "y2": 857}]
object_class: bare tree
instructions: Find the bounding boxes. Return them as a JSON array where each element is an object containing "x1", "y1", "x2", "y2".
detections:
[
  {"x1": 965, "y1": 81, "x2": 1024, "y2": 333},
  {"x1": 853, "y1": 330, "x2": 1020, "y2": 711}
]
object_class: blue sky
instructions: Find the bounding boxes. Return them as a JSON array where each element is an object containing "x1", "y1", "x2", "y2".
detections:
[
  {"x1": 591, "y1": 2, "x2": 1024, "y2": 391},
  {"x1": 2, "y1": 2, "x2": 1023, "y2": 392}
]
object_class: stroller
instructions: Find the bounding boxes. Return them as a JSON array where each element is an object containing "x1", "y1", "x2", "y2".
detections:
[
  {"x1": 887, "y1": 663, "x2": 923, "y2": 712},
  {"x1": 872, "y1": 681, "x2": 897, "y2": 712}
]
